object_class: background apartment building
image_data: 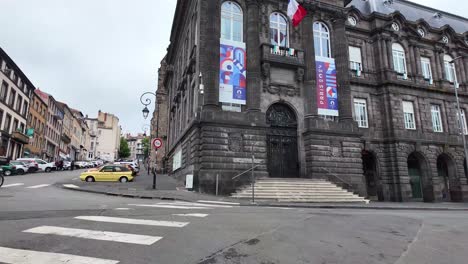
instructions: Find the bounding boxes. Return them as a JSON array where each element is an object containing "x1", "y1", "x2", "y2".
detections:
[
  {"x1": 35, "y1": 89, "x2": 63, "y2": 161},
  {"x1": 56, "y1": 102, "x2": 72, "y2": 160},
  {"x1": 85, "y1": 117, "x2": 98, "y2": 161},
  {"x1": 95, "y1": 111, "x2": 121, "y2": 162},
  {"x1": 126, "y1": 133, "x2": 145, "y2": 161},
  {"x1": 0, "y1": 48, "x2": 34, "y2": 159},
  {"x1": 26, "y1": 90, "x2": 48, "y2": 159}
]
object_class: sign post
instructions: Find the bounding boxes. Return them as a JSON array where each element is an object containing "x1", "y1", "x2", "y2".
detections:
[{"x1": 151, "y1": 138, "x2": 163, "y2": 190}]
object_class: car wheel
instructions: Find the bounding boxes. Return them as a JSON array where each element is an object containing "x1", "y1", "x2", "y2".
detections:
[
  {"x1": 119, "y1": 176, "x2": 129, "y2": 183},
  {"x1": 45, "y1": 168, "x2": 52, "y2": 173},
  {"x1": 4, "y1": 170, "x2": 12, "y2": 176},
  {"x1": 85, "y1": 176, "x2": 95, "y2": 182},
  {"x1": 17, "y1": 169, "x2": 25, "y2": 175}
]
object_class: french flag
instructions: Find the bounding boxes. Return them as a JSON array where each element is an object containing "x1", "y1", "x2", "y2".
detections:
[{"x1": 288, "y1": 0, "x2": 307, "y2": 27}]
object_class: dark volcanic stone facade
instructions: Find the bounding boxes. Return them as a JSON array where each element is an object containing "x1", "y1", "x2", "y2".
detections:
[{"x1": 161, "y1": 0, "x2": 468, "y2": 202}]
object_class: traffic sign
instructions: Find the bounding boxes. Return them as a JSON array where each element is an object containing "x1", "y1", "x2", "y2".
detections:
[{"x1": 152, "y1": 138, "x2": 163, "y2": 150}]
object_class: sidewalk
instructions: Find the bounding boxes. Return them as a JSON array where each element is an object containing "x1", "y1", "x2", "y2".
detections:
[{"x1": 59, "y1": 172, "x2": 468, "y2": 211}]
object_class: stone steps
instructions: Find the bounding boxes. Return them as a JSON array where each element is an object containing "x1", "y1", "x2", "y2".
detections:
[{"x1": 231, "y1": 178, "x2": 369, "y2": 204}]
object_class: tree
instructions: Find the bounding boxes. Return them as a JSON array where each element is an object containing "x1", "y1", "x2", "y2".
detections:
[
  {"x1": 119, "y1": 137, "x2": 131, "y2": 158},
  {"x1": 142, "y1": 137, "x2": 150, "y2": 158}
]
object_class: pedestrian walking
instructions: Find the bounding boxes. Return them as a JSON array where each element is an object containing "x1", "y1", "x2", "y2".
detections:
[{"x1": 70, "y1": 160, "x2": 75, "y2": 171}]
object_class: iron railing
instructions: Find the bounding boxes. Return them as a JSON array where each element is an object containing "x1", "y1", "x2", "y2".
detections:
[{"x1": 319, "y1": 167, "x2": 353, "y2": 191}]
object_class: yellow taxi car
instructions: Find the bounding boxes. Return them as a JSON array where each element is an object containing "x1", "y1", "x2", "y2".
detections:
[{"x1": 80, "y1": 165, "x2": 134, "y2": 183}]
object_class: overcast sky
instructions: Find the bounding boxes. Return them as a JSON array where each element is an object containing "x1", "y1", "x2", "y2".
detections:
[{"x1": 0, "y1": 0, "x2": 466, "y2": 135}]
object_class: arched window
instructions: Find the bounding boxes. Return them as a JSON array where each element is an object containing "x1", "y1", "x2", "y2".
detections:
[
  {"x1": 221, "y1": 1, "x2": 243, "y2": 42},
  {"x1": 392, "y1": 43, "x2": 407, "y2": 74},
  {"x1": 313, "y1": 22, "x2": 331, "y2": 58},
  {"x1": 444, "y1": 55, "x2": 457, "y2": 83},
  {"x1": 270, "y1": 12, "x2": 289, "y2": 47}
]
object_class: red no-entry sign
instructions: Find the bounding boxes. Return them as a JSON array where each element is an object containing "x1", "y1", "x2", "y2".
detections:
[{"x1": 152, "y1": 138, "x2": 163, "y2": 150}]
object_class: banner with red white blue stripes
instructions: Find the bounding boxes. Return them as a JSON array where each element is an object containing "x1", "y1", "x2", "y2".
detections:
[{"x1": 315, "y1": 56, "x2": 339, "y2": 116}]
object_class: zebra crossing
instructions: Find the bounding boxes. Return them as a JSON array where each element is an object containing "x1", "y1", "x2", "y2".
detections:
[
  {"x1": 2, "y1": 182, "x2": 51, "y2": 189},
  {"x1": 0, "y1": 200, "x2": 238, "y2": 264}
]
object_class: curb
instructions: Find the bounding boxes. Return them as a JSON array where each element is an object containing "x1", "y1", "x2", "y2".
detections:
[{"x1": 58, "y1": 184, "x2": 468, "y2": 211}]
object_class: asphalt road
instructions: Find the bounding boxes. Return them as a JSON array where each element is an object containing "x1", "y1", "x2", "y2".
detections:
[{"x1": 1, "y1": 171, "x2": 468, "y2": 264}]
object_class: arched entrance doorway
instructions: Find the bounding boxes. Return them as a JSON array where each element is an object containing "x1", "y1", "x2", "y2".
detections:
[
  {"x1": 266, "y1": 103, "x2": 299, "y2": 178},
  {"x1": 407, "y1": 152, "x2": 433, "y2": 202},
  {"x1": 437, "y1": 154, "x2": 461, "y2": 202},
  {"x1": 362, "y1": 150, "x2": 383, "y2": 201}
]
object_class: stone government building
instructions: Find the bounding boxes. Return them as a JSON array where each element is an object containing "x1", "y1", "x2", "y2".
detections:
[{"x1": 158, "y1": 0, "x2": 468, "y2": 202}]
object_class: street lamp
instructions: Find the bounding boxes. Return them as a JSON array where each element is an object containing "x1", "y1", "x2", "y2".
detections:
[
  {"x1": 449, "y1": 56, "x2": 468, "y2": 178},
  {"x1": 140, "y1": 92, "x2": 157, "y2": 120},
  {"x1": 139, "y1": 91, "x2": 158, "y2": 189}
]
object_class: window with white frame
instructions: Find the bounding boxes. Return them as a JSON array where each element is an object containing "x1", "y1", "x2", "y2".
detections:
[
  {"x1": 443, "y1": 55, "x2": 457, "y2": 83},
  {"x1": 457, "y1": 109, "x2": 468, "y2": 135},
  {"x1": 349, "y1": 46, "x2": 362, "y2": 72},
  {"x1": 392, "y1": 43, "x2": 407, "y2": 74},
  {"x1": 431, "y1": 104, "x2": 443, "y2": 132},
  {"x1": 403, "y1": 101, "x2": 416, "y2": 130},
  {"x1": 421, "y1": 57, "x2": 432, "y2": 81},
  {"x1": 221, "y1": 1, "x2": 243, "y2": 42},
  {"x1": 313, "y1": 22, "x2": 331, "y2": 58},
  {"x1": 353, "y1": 98, "x2": 368, "y2": 128},
  {"x1": 270, "y1": 12, "x2": 288, "y2": 48}
]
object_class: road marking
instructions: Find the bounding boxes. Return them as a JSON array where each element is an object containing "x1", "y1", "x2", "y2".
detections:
[
  {"x1": 197, "y1": 200, "x2": 240, "y2": 205},
  {"x1": 23, "y1": 226, "x2": 162, "y2": 245},
  {"x1": 2, "y1": 183, "x2": 24, "y2": 188},
  {"x1": 72, "y1": 178, "x2": 79, "y2": 181},
  {"x1": 114, "y1": 208, "x2": 133, "y2": 210},
  {"x1": 0, "y1": 246, "x2": 119, "y2": 264},
  {"x1": 129, "y1": 204, "x2": 212, "y2": 210},
  {"x1": 173, "y1": 213, "x2": 209, "y2": 218},
  {"x1": 75, "y1": 216, "x2": 189, "y2": 228},
  {"x1": 168, "y1": 201, "x2": 233, "y2": 208},
  {"x1": 63, "y1": 184, "x2": 80, "y2": 189},
  {"x1": 27, "y1": 184, "x2": 51, "y2": 189}
]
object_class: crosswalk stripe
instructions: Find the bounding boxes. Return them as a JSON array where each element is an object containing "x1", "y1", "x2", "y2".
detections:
[
  {"x1": 2, "y1": 183, "x2": 24, "y2": 188},
  {"x1": 75, "y1": 216, "x2": 189, "y2": 227},
  {"x1": 197, "y1": 200, "x2": 240, "y2": 205},
  {"x1": 0, "y1": 246, "x2": 119, "y2": 264},
  {"x1": 168, "y1": 201, "x2": 233, "y2": 208},
  {"x1": 23, "y1": 226, "x2": 162, "y2": 245},
  {"x1": 27, "y1": 184, "x2": 51, "y2": 189},
  {"x1": 63, "y1": 184, "x2": 80, "y2": 189},
  {"x1": 173, "y1": 213, "x2": 209, "y2": 218},
  {"x1": 129, "y1": 204, "x2": 212, "y2": 210}
]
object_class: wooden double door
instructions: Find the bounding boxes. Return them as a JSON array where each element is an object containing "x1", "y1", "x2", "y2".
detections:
[{"x1": 267, "y1": 134, "x2": 299, "y2": 178}]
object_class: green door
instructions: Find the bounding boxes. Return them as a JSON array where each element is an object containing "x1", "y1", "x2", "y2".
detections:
[{"x1": 408, "y1": 167, "x2": 423, "y2": 199}]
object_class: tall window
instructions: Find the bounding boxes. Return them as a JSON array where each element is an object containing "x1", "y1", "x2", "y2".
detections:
[
  {"x1": 270, "y1": 12, "x2": 288, "y2": 47},
  {"x1": 313, "y1": 22, "x2": 331, "y2": 58},
  {"x1": 444, "y1": 55, "x2": 457, "y2": 83},
  {"x1": 403, "y1": 101, "x2": 416, "y2": 130},
  {"x1": 0, "y1": 81, "x2": 7, "y2": 101},
  {"x1": 421, "y1": 57, "x2": 432, "y2": 81},
  {"x1": 431, "y1": 105, "x2": 443, "y2": 132},
  {"x1": 0, "y1": 110, "x2": 3, "y2": 130},
  {"x1": 353, "y1": 98, "x2": 368, "y2": 128},
  {"x1": 16, "y1": 96, "x2": 22, "y2": 112},
  {"x1": 4, "y1": 114, "x2": 11, "y2": 132},
  {"x1": 221, "y1": 1, "x2": 243, "y2": 42},
  {"x1": 392, "y1": 43, "x2": 407, "y2": 74},
  {"x1": 8, "y1": 89, "x2": 16, "y2": 108},
  {"x1": 457, "y1": 109, "x2": 468, "y2": 135},
  {"x1": 349, "y1": 46, "x2": 362, "y2": 72}
]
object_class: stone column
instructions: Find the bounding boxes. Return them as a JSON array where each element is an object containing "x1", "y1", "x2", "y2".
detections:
[
  {"x1": 456, "y1": 57, "x2": 467, "y2": 84},
  {"x1": 408, "y1": 44, "x2": 416, "y2": 77},
  {"x1": 414, "y1": 46, "x2": 422, "y2": 76},
  {"x1": 332, "y1": 18, "x2": 353, "y2": 121},
  {"x1": 246, "y1": 0, "x2": 261, "y2": 112},
  {"x1": 302, "y1": 15, "x2": 317, "y2": 119},
  {"x1": 381, "y1": 39, "x2": 389, "y2": 70},
  {"x1": 199, "y1": 0, "x2": 221, "y2": 110},
  {"x1": 386, "y1": 39, "x2": 393, "y2": 70},
  {"x1": 438, "y1": 50, "x2": 446, "y2": 80}
]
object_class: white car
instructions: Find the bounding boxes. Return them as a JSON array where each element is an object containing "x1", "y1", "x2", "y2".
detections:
[
  {"x1": 17, "y1": 158, "x2": 56, "y2": 172},
  {"x1": 10, "y1": 161, "x2": 28, "y2": 175}
]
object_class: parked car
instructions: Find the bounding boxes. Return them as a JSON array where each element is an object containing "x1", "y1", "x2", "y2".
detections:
[
  {"x1": 80, "y1": 165, "x2": 134, "y2": 183},
  {"x1": 74, "y1": 161, "x2": 87, "y2": 169},
  {"x1": 63, "y1": 161, "x2": 71, "y2": 170},
  {"x1": 10, "y1": 161, "x2": 28, "y2": 175},
  {"x1": 114, "y1": 161, "x2": 139, "y2": 170},
  {"x1": 1, "y1": 164, "x2": 17, "y2": 176},
  {"x1": 17, "y1": 158, "x2": 56, "y2": 172},
  {"x1": 14, "y1": 159, "x2": 39, "y2": 173}
]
